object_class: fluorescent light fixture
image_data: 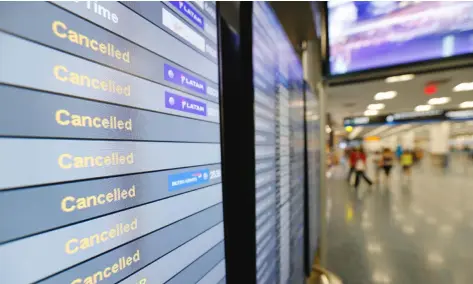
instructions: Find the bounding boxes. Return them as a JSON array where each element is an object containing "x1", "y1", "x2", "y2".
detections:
[
  {"x1": 374, "y1": 91, "x2": 397, "y2": 100},
  {"x1": 290, "y1": 100, "x2": 304, "y2": 107},
  {"x1": 428, "y1": 97, "x2": 451, "y2": 105},
  {"x1": 415, "y1": 105, "x2": 432, "y2": 112},
  {"x1": 427, "y1": 252, "x2": 444, "y2": 265},
  {"x1": 402, "y1": 225, "x2": 416, "y2": 235},
  {"x1": 460, "y1": 101, "x2": 473, "y2": 108},
  {"x1": 364, "y1": 110, "x2": 378, "y2": 116},
  {"x1": 372, "y1": 272, "x2": 392, "y2": 284},
  {"x1": 453, "y1": 82, "x2": 473, "y2": 92},
  {"x1": 385, "y1": 74, "x2": 415, "y2": 83},
  {"x1": 367, "y1": 103, "x2": 385, "y2": 110},
  {"x1": 367, "y1": 242, "x2": 382, "y2": 254}
]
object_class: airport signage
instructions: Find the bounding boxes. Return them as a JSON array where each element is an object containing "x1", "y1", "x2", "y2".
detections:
[{"x1": 344, "y1": 108, "x2": 473, "y2": 126}]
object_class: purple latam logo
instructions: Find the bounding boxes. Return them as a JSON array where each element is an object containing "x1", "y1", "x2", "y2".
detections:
[
  {"x1": 164, "y1": 64, "x2": 206, "y2": 95},
  {"x1": 170, "y1": 1, "x2": 204, "y2": 29},
  {"x1": 165, "y1": 92, "x2": 207, "y2": 116}
]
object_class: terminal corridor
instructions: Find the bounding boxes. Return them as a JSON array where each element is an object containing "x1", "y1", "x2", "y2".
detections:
[{"x1": 326, "y1": 154, "x2": 473, "y2": 284}]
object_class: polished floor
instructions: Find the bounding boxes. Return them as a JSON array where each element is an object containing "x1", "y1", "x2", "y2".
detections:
[{"x1": 326, "y1": 153, "x2": 473, "y2": 284}]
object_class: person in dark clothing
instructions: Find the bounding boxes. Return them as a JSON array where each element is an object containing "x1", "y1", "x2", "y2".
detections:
[
  {"x1": 346, "y1": 147, "x2": 356, "y2": 183},
  {"x1": 381, "y1": 148, "x2": 394, "y2": 184}
]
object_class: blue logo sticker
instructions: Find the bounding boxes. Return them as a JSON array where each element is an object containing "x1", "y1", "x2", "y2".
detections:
[
  {"x1": 170, "y1": 1, "x2": 204, "y2": 29},
  {"x1": 164, "y1": 64, "x2": 207, "y2": 94},
  {"x1": 165, "y1": 92, "x2": 207, "y2": 116},
  {"x1": 168, "y1": 169, "x2": 210, "y2": 191}
]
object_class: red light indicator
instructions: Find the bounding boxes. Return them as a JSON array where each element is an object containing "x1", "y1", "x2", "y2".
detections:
[{"x1": 424, "y1": 84, "x2": 437, "y2": 95}]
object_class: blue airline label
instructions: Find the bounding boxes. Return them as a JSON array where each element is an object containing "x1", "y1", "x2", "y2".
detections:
[
  {"x1": 164, "y1": 63, "x2": 207, "y2": 94},
  {"x1": 165, "y1": 92, "x2": 207, "y2": 116},
  {"x1": 168, "y1": 169, "x2": 210, "y2": 191},
  {"x1": 170, "y1": 1, "x2": 204, "y2": 29}
]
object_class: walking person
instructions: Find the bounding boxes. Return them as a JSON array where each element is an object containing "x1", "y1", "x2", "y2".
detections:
[
  {"x1": 400, "y1": 150, "x2": 414, "y2": 185},
  {"x1": 353, "y1": 148, "x2": 373, "y2": 190},
  {"x1": 395, "y1": 144, "x2": 403, "y2": 161},
  {"x1": 347, "y1": 147, "x2": 356, "y2": 184},
  {"x1": 381, "y1": 148, "x2": 394, "y2": 185}
]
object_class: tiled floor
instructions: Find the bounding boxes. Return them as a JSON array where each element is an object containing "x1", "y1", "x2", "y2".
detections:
[{"x1": 326, "y1": 153, "x2": 473, "y2": 284}]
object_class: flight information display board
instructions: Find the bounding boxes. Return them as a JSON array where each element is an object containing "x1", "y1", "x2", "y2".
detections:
[
  {"x1": 0, "y1": 2, "x2": 226, "y2": 284},
  {"x1": 253, "y1": 2, "x2": 305, "y2": 284},
  {"x1": 253, "y1": 2, "x2": 278, "y2": 284},
  {"x1": 288, "y1": 66, "x2": 305, "y2": 284}
]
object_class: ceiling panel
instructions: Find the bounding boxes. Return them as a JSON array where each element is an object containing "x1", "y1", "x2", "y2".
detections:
[{"x1": 327, "y1": 67, "x2": 473, "y2": 125}]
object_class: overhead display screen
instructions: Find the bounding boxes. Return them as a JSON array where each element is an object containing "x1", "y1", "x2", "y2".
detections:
[
  {"x1": 0, "y1": 2, "x2": 225, "y2": 284},
  {"x1": 328, "y1": 1, "x2": 473, "y2": 75},
  {"x1": 253, "y1": 2, "x2": 305, "y2": 283}
]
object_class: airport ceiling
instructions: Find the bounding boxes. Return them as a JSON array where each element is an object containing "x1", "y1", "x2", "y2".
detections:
[
  {"x1": 327, "y1": 66, "x2": 473, "y2": 128},
  {"x1": 219, "y1": 2, "x2": 319, "y2": 55},
  {"x1": 270, "y1": 1, "x2": 319, "y2": 50},
  {"x1": 219, "y1": 2, "x2": 473, "y2": 136}
]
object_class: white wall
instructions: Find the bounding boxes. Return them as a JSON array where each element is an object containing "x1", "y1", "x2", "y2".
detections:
[
  {"x1": 363, "y1": 140, "x2": 382, "y2": 152},
  {"x1": 381, "y1": 135, "x2": 397, "y2": 151}
]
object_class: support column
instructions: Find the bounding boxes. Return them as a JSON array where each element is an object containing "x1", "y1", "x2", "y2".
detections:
[
  {"x1": 401, "y1": 130, "x2": 415, "y2": 150},
  {"x1": 430, "y1": 122, "x2": 450, "y2": 154},
  {"x1": 381, "y1": 135, "x2": 397, "y2": 151},
  {"x1": 302, "y1": 41, "x2": 323, "y2": 90},
  {"x1": 429, "y1": 122, "x2": 451, "y2": 168}
]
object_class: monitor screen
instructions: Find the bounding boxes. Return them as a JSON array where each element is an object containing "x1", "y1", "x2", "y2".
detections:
[
  {"x1": 253, "y1": 2, "x2": 305, "y2": 283},
  {"x1": 253, "y1": 2, "x2": 279, "y2": 283},
  {"x1": 328, "y1": 1, "x2": 473, "y2": 75},
  {"x1": 0, "y1": 2, "x2": 225, "y2": 283}
]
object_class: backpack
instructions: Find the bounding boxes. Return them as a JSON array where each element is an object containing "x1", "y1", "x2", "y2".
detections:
[{"x1": 355, "y1": 159, "x2": 365, "y2": 171}]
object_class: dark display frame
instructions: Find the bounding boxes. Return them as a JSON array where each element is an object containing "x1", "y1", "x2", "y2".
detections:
[
  {"x1": 303, "y1": 81, "x2": 311, "y2": 276},
  {"x1": 219, "y1": 2, "x2": 258, "y2": 283},
  {"x1": 302, "y1": 81, "x2": 323, "y2": 277}
]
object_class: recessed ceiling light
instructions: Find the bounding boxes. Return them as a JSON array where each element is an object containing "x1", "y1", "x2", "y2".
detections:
[
  {"x1": 367, "y1": 103, "x2": 385, "y2": 110},
  {"x1": 427, "y1": 252, "x2": 444, "y2": 265},
  {"x1": 428, "y1": 97, "x2": 451, "y2": 105},
  {"x1": 460, "y1": 101, "x2": 473, "y2": 108},
  {"x1": 453, "y1": 82, "x2": 473, "y2": 92},
  {"x1": 364, "y1": 110, "x2": 379, "y2": 116},
  {"x1": 374, "y1": 91, "x2": 397, "y2": 100},
  {"x1": 385, "y1": 74, "x2": 415, "y2": 83},
  {"x1": 415, "y1": 105, "x2": 432, "y2": 112}
]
